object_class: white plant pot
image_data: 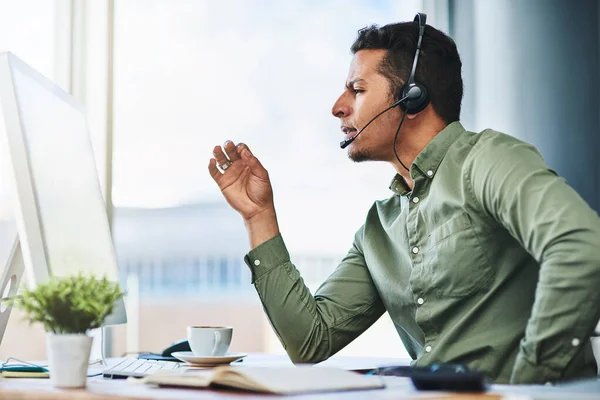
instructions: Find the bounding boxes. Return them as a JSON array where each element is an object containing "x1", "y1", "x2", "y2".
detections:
[{"x1": 46, "y1": 333, "x2": 93, "y2": 388}]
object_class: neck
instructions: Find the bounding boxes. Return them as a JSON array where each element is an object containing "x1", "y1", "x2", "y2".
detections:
[{"x1": 391, "y1": 117, "x2": 447, "y2": 190}]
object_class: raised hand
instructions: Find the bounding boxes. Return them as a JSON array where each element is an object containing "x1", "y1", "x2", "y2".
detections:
[{"x1": 208, "y1": 141, "x2": 279, "y2": 246}]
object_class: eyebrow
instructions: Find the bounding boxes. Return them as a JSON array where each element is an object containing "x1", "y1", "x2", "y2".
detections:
[{"x1": 346, "y1": 78, "x2": 366, "y2": 89}]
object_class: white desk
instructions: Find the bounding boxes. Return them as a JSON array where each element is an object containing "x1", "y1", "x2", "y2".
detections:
[{"x1": 0, "y1": 353, "x2": 597, "y2": 400}]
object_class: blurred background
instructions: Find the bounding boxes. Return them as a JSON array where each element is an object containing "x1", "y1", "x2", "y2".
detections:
[{"x1": 0, "y1": 0, "x2": 598, "y2": 361}]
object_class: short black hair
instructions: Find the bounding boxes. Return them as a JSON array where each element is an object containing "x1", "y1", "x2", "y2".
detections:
[{"x1": 351, "y1": 21, "x2": 463, "y2": 124}]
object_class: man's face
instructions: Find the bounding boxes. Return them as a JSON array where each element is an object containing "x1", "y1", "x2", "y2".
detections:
[{"x1": 332, "y1": 49, "x2": 401, "y2": 162}]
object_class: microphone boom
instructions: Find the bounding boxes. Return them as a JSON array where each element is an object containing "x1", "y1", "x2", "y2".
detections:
[{"x1": 339, "y1": 94, "x2": 409, "y2": 149}]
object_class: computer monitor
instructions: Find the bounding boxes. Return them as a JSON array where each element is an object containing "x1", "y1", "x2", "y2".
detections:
[{"x1": 0, "y1": 52, "x2": 126, "y2": 346}]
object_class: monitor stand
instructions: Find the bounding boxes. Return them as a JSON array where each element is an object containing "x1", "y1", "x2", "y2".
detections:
[{"x1": 0, "y1": 235, "x2": 25, "y2": 343}]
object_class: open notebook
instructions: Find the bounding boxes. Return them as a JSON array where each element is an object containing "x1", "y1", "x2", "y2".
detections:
[{"x1": 142, "y1": 365, "x2": 385, "y2": 394}]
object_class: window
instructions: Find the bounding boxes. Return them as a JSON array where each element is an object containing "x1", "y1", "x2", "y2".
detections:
[
  {"x1": 110, "y1": 0, "x2": 424, "y2": 358},
  {"x1": 0, "y1": 1, "x2": 56, "y2": 81},
  {"x1": 2, "y1": 0, "x2": 433, "y2": 359},
  {"x1": 0, "y1": 0, "x2": 59, "y2": 361}
]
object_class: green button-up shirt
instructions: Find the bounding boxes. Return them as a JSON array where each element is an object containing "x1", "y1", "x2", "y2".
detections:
[{"x1": 244, "y1": 121, "x2": 600, "y2": 384}]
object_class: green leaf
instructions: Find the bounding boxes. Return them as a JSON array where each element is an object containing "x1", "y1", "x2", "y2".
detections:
[{"x1": 3, "y1": 273, "x2": 124, "y2": 334}]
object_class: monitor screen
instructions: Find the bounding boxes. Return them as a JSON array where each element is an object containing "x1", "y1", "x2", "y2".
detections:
[
  {"x1": 0, "y1": 52, "x2": 125, "y2": 325},
  {"x1": 0, "y1": 147, "x2": 17, "y2": 267},
  {"x1": 10, "y1": 62, "x2": 119, "y2": 281}
]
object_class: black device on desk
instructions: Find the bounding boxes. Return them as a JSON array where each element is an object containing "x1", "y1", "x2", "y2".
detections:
[
  {"x1": 374, "y1": 364, "x2": 488, "y2": 392},
  {"x1": 137, "y1": 339, "x2": 190, "y2": 362}
]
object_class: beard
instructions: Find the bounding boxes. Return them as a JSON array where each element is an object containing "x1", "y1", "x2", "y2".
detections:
[{"x1": 347, "y1": 147, "x2": 372, "y2": 163}]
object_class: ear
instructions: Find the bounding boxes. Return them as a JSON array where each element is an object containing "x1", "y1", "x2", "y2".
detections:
[
  {"x1": 405, "y1": 103, "x2": 430, "y2": 120},
  {"x1": 406, "y1": 111, "x2": 422, "y2": 120}
]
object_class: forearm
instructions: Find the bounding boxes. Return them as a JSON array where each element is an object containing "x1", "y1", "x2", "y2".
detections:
[
  {"x1": 508, "y1": 181, "x2": 600, "y2": 382},
  {"x1": 510, "y1": 226, "x2": 600, "y2": 383},
  {"x1": 245, "y1": 235, "x2": 335, "y2": 363},
  {"x1": 244, "y1": 234, "x2": 385, "y2": 363},
  {"x1": 513, "y1": 258, "x2": 600, "y2": 383},
  {"x1": 244, "y1": 208, "x2": 280, "y2": 249}
]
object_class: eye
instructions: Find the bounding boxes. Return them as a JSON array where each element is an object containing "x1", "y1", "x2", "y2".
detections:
[{"x1": 352, "y1": 88, "x2": 364, "y2": 95}]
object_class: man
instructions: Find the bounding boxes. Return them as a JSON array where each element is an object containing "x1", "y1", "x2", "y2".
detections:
[{"x1": 208, "y1": 17, "x2": 600, "y2": 384}]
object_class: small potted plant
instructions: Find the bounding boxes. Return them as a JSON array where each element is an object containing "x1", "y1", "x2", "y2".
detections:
[{"x1": 7, "y1": 274, "x2": 124, "y2": 388}]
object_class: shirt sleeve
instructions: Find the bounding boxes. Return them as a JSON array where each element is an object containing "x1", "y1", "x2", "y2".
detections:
[
  {"x1": 244, "y1": 230, "x2": 385, "y2": 363},
  {"x1": 467, "y1": 133, "x2": 600, "y2": 384}
]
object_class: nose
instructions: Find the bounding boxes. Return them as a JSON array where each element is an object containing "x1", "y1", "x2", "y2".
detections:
[{"x1": 331, "y1": 92, "x2": 351, "y2": 118}]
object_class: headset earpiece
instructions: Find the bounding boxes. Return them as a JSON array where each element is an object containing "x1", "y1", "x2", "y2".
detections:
[{"x1": 397, "y1": 83, "x2": 429, "y2": 114}]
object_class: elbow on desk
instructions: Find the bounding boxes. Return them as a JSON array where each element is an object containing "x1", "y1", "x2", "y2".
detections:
[
  {"x1": 269, "y1": 304, "x2": 337, "y2": 364},
  {"x1": 287, "y1": 348, "x2": 330, "y2": 365},
  {"x1": 284, "y1": 328, "x2": 334, "y2": 364}
]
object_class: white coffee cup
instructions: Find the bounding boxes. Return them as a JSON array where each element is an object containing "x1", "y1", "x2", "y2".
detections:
[{"x1": 187, "y1": 326, "x2": 233, "y2": 357}]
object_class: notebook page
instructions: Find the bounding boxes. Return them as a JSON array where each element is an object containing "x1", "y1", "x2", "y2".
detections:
[{"x1": 219, "y1": 366, "x2": 385, "y2": 394}]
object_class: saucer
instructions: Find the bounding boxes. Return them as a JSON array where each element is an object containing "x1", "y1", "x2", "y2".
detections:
[{"x1": 171, "y1": 351, "x2": 247, "y2": 366}]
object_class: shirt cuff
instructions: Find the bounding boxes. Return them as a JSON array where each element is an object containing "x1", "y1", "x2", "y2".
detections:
[
  {"x1": 244, "y1": 234, "x2": 290, "y2": 284},
  {"x1": 510, "y1": 351, "x2": 562, "y2": 384}
]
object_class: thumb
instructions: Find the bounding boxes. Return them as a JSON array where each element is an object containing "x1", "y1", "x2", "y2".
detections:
[{"x1": 241, "y1": 147, "x2": 268, "y2": 178}]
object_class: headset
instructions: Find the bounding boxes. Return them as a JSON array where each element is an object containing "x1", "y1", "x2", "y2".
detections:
[
  {"x1": 397, "y1": 12, "x2": 429, "y2": 114},
  {"x1": 340, "y1": 12, "x2": 430, "y2": 160}
]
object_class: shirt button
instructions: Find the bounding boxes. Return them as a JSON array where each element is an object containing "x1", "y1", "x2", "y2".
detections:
[
  {"x1": 571, "y1": 338, "x2": 580, "y2": 347},
  {"x1": 417, "y1": 298, "x2": 424, "y2": 305},
  {"x1": 426, "y1": 170, "x2": 433, "y2": 177},
  {"x1": 412, "y1": 247, "x2": 419, "y2": 254},
  {"x1": 545, "y1": 382, "x2": 553, "y2": 386},
  {"x1": 254, "y1": 259, "x2": 261, "y2": 266},
  {"x1": 412, "y1": 197, "x2": 420, "y2": 204},
  {"x1": 425, "y1": 345, "x2": 432, "y2": 353}
]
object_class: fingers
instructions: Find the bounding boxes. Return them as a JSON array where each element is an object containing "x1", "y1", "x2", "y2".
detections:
[
  {"x1": 224, "y1": 141, "x2": 241, "y2": 162},
  {"x1": 235, "y1": 142, "x2": 250, "y2": 159},
  {"x1": 208, "y1": 141, "x2": 268, "y2": 183},
  {"x1": 208, "y1": 140, "x2": 246, "y2": 184},
  {"x1": 212, "y1": 140, "x2": 243, "y2": 169},
  {"x1": 212, "y1": 144, "x2": 231, "y2": 169},
  {"x1": 208, "y1": 158, "x2": 222, "y2": 183}
]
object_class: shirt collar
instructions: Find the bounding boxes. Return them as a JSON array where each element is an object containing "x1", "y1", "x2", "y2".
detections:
[
  {"x1": 388, "y1": 121, "x2": 466, "y2": 195},
  {"x1": 389, "y1": 174, "x2": 411, "y2": 196}
]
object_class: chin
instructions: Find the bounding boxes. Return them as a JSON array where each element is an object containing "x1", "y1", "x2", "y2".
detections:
[{"x1": 348, "y1": 148, "x2": 372, "y2": 163}]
